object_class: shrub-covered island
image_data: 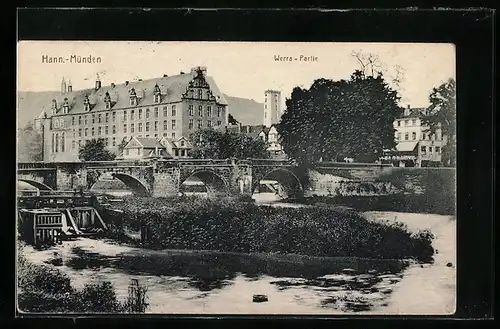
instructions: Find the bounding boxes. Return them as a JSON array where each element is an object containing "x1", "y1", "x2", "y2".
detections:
[{"x1": 103, "y1": 197, "x2": 435, "y2": 263}]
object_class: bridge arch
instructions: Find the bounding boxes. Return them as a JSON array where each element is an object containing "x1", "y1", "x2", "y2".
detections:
[
  {"x1": 180, "y1": 170, "x2": 230, "y2": 198},
  {"x1": 90, "y1": 173, "x2": 150, "y2": 197},
  {"x1": 253, "y1": 168, "x2": 304, "y2": 198},
  {"x1": 18, "y1": 179, "x2": 54, "y2": 191}
]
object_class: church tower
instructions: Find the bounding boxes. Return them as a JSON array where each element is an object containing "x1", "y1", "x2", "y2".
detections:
[{"x1": 67, "y1": 79, "x2": 72, "y2": 92}]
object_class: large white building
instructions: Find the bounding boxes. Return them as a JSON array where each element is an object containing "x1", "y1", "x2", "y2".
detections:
[{"x1": 382, "y1": 105, "x2": 447, "y2": 167}]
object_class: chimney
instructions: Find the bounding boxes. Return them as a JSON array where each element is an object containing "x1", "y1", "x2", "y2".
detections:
[
  {"x1": 180, "y1": 71, "x2": 185, "y2": 75},
  {"x1": 110, "y1": 83, "x2": 115, "y2": 88},
  {"x1": 95, "y1": 73, "x2": 101, "y2": 90},
  {"x1": 125, "y1": 81, "x2": 129, "y2": 86},
  {"x1": 403, "y1": 104, "x2": 411, "y2": 116}
]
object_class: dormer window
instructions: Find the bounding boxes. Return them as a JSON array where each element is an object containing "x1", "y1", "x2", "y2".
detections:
[
  {"x1": 198, "y1": 90, "x2": 203, "y2": 99},
  {"x1": 129, "y1": 88, "x2": 138, "y2": 106},
  {"x1": 62, "y1": 98, "x2": 69, "y2": 114},
  {"x1": 154, "y1": 94, "x2": 160, "y2": 103},
  {"x1": 104, "y1": 91, "x2": 112, "y2": 109},
  {"x1": 83, "y1": 95, "x2": 91, "y2": 112},
  {"x1": 153, "y1": 83, "x2": 161, "y2": 103}
]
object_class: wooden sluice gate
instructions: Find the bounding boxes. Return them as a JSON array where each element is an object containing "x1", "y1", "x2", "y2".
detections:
[{"x1": 17, "y1": 192, "x2": 109, "y2": 247}]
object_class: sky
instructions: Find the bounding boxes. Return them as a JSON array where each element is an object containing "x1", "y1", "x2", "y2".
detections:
[{"x1": 17, "y1": 41, "x2": 455, "y2": 108}]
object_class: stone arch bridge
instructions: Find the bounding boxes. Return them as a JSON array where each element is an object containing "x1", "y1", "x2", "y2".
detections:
[{"x1": 17, "y1": 159, "x2": 393, "y2": 198}]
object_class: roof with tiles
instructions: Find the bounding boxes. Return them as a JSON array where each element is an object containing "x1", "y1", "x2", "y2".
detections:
[
  {"x1": 125, "y1": 137, "x2": 166, "y2": 149},
  {"x1": 47, "y1": 69, "x2": 228, "y2": 117},
  {"x1": 397, "y1": 107, "x2": 429, "y2": 119}
]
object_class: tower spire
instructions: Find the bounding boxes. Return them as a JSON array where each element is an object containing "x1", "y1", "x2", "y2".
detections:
[
  {"x1": 95, "y1": 73, "x2": 101, "y2": 90},
  {"x1": 61, "y1": 76, "x2": 67, "y2": 94},
  {"x1": 67, "y1": 78, "x2": 72, "y2": 92}
]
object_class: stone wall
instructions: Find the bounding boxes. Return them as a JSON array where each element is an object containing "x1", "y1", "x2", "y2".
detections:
[{"x1": 152, "y1": 168, "x2": 180, "y2": 197}]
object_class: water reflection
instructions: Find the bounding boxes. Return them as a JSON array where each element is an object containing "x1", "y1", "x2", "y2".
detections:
[{"x1": 66, "y1": 246, "x2": 408, "y2": 312}]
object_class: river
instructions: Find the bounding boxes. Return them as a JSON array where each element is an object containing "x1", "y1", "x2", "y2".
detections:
[{"x1": 20, "y1": 207, "x2": 456, "y2": 315}]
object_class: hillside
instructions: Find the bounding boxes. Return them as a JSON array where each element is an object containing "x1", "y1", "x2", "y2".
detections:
[{"x1": 17, "y1": 91, "x2": 264, "y2": 128}]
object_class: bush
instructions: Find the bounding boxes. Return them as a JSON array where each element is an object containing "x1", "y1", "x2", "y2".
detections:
[
  {"x1": 17, "y1": 251, "x2": 148, "y2": 313},
  {"x1": 107, "y1": 197, "x2": 434, "y2": 262}
]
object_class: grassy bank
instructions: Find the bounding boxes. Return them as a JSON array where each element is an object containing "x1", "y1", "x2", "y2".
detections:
[{"x1": 103, "y1": 197, "x2": 435, "y2": 263}]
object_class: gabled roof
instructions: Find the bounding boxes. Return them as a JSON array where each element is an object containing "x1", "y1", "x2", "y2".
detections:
[
  {"x1": 125, "y1": 136, "x2": 165, "y2": 149},
  {"x1": 173, "y1": 136, "x2": 193, "y2": 148},
  {"x1": 46, "y1": 70, "x2": 228, "y2": 117}
]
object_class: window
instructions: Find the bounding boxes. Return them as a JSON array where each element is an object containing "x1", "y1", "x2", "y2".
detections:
[
  {"x1": 435, "y1": 146, "x2": 440, "y2": 153},
  {"x1": 421, "y1": 146, "x2": 426, "y2": 153},
  {"x1": 412, "y1": 132, "x2": 416, "y2": 140},
  {"x1": 123, "y1": 110, "x2": 127, "y2": 122},
  {"x1": 180, "y1": 141, "x2": 185, "y2": 147},
  {"x1": 72, "y1": 117, "x2": 75, "y2": 125},
  {"x1": 198, "y1": 120, "x2": 203, "y2": 129},
  {"x1": 175, "y1": 149, "x2": 179, "y2": 157},
  {"x1": 188, "y1": 119, "x2": 194, "y2": 129},
  {"x1": 217, "y1": 108, "x2": 221, "y2": 117},
  {"x1": 138, "y1": 122, "x2": 143, "y2": 132},
  {"x1": 78, "y1": 128, "x2": 82, "y2": 137},
  {"x1": 154, "y1": 134, "x2": 158, "y2": 138},
  {"x1": 397, "y1": 120, "x2": 401, "y2": 127},
  {"x1": 163, "y1": 132, "x2": 168, "y2": 137},
  {"x1": 404, "y1": 120, "x2": 409, "y2": 126},
  {"x1": 55, "y1": 133, "x2": 59, "y2": 152},
  {"x1": 98, "y1": 114, "x2": 102, "y2": 123},
  {"x1": 112, "y1": 137, "x2": 116, "y2": 146},
  {"x1": 396, "y1": 132, "x2": 401, "y2": 140},
  {"x1": 163, "y1": 106, "x2": 168, "y2": 117},
  {"x1": 198, "y1": 90, "x2": 202, "y2": 99},
  {"x1": 154, "y1": 94, "x2": 160, "y2": 103},
  {"x1": 146, "y1": 108, "x2": 150, "y2": 119},
  {"x1": 404, "y1": 133, "x2": 409, "y2": 140},
  {"x1": 105, "y1": 126, "x2": 109, "y2": 135},
  {"x1": 105, "y1": 102, "x2": 110, "y2": 109},
  {"x1": 146, "y1": 122, "x2": 150, "y2": 132},
  {"x1": 154, "y1": 107, "x2": 159, "y2": 118},
  {"x1": 98, "y1": 126, "x2": 102, "y2": 136},
  {"x1": 105, "y1": 113, "x2": 109, "y2": 123},
  {"x1": 78, "y1": 140, "x2": 82, "y2": 148},
  {"x1": 78, "y1": 116, "x2": 82, "y2": 125},
  {"x1": 154, "y1": 121, "x2": 158, "y2": 131},
  {"x1": 172, "y1": 132, "x2": 176, "y2": 139},
  {"x1": 61, "y1": 133, "x2": 65, "y2": 152},
  {"x1": 92, "y1": 127, "x2": 95, "y2": 136},
  {"x1": 422, "y1": 133, "x2": 426, "y2": 140},
  {"x1": 139, "y1": 109, "x2": 143, "y2": 120},
  {"x1": 84, "y1": 115, "x2": 88, "y2": 125},
  {"x1": 92, "y1": 114, "x2": 95, "y2": 124},
  {"x1": 72, "y1": 140, "x2": 76, "y2": 150},
  {"x1": 429, "y1": 146, "x2": 433, "y2": 153},
  {"x1": 84, "y1": 128, "x2": 88, "y2": 136},
  {"x1": 146, "y1": 134, "x2": 150, "y2": 138},
  {"x1": 265, "y1": 105, "x2": 267, "y2": 109},
  {"x1": 131, "y1": 124, "x2": 135, "y2": 133},
  {"x1": 198, "y1": 105, "x2": 203, "y2": 117},
  {"x1": 112, "y1": 125, "x2": 116, "y2": 134},
  {"x1": 112, "y1": 112, "x2": 116, "y2": 122},
  {"x1": 130, "y1": 110, "x2": 135, "y2": 120},
  {"x1": 264, "y1": 112, "x2": 267, "y2": 119},
  {"x1": 189, "y1": 105, "x2": 194, "y2": 116},
  {"x1": 163, "y1": 120, "x2": 168, "y2": 130},
  {"x1": 60, "y1": 119, "x2": 64, "y2": 128},
  {"x1": 172, "y1": 105, "x2": 176, "y2": 116},
  {"x1": 206, "y1": 106, "x2": 212, "y2": 117},
  {"x1": 171, "y1": 120, "x2": 176, "y2": 130},
  {"x1": 105, "y1": 138, "x2": 109, "y2": 147},
  {"x1": 51, "y1": 134, "x2": 55, "y2": 153},
  {"x1": 412, "y1": 119, "x2": 416, "y2": 126},
  {"x1": 207, "y1": 120, "x2": 212, "y2": 127},
  {"x1": 130, "y1": 98, "x2": 137, "y2": 106},
  {"x1": 217, "y1": 120, "x2": 222, "y2": 126},
  {"x1": 123, "y1": 124, "x2": 127, "y2": 133}
]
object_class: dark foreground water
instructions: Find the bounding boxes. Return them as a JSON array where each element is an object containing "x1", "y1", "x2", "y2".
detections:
[{"x1": 44, "y1": 240, "x2": 409, "y2": 314}]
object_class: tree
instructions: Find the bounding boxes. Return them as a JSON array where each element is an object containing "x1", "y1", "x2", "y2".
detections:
[
  {"x1": 188, "y1": 129, "x2": 269, "y2": 159},
  {"x1": 78, "y1": 138, "x2": 116, "y2": 161},
  {"x1": 421, "y1": 78, "x2": 456, "y2": 166},
  {"x1": 117, "y1": 137, "x2": 129, "y2": 157},
  {"x1": 18, "y1": 122, "x2": 43, "y2": 162},
  {"x1": 228, "y1": 113, "x2": 239, "y2": 125},
  {"x1": 277, "y1": 70, "x2": 400, "y2": 165}
]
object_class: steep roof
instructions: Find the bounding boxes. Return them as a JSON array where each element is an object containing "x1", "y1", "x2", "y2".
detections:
[
  {"x1": 397, "y1": 107, "x2": 428, "y2": 119},
  {"x1": 125, "y1": 136, "x2": 165, "y2": 149},
  {"x1": 46, "y1": 71, "x2": 228, "y2": 117}
]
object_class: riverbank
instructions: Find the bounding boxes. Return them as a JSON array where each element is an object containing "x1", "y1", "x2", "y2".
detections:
[
  {"x1": 365, "y1": 212, "x2": 456, "y2": 315},
  {"x1": 18, "y1": 211, "x2": 455, "y2": 315}
]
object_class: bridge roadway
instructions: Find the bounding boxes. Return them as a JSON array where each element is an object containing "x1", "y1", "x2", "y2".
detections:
[{"x1": 17, "y1": 159, "x2": 392, "y2": 198}]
